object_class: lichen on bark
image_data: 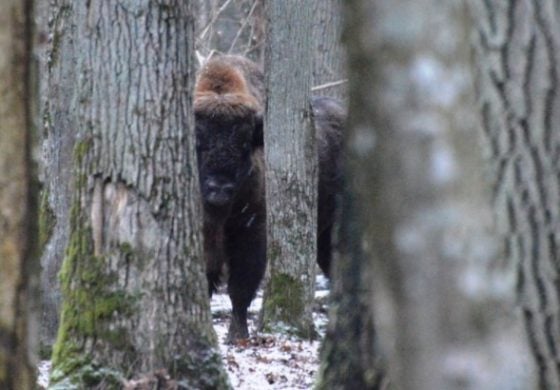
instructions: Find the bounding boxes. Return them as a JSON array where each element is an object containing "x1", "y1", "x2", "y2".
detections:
[{"x1": 50, "y1": 201, "x2": 139, "y2": 387}]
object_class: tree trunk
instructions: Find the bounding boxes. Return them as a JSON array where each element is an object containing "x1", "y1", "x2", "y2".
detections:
[
  {"x1": 0, "y1": 0, "x2": 37, "y2": 387},
  {"x1": 39, "y1": 0, "x2": 78, "y2": 353},
  {"x1": 470, "y1": 1, "x2": 560, "y2": 388},
  {"x1": 260, "y1": 0, "x2": 317, "y2": 339},
  {"x1": 48, "y1": 2, "x2": 230, "y2": 388},
  {"x1": 315, "y1": 1, "x2": 388, "y2": 387},
  {"x1": 315, "y1": 178, "x2": 385, "y2": 389},
  {"x1": 317, "y1": 1, "x2": 531, "y2": 389},
  {"x1": 311, "y1": 0, "x2": 346, "y2": 100}
]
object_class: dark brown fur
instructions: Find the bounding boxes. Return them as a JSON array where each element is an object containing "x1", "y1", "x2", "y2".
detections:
[
  {"x1": 194, "y1": 54, "x2": 343, "y2": 343},
  {"x1": 313, "y1": 96, "x2": 345, "y2": 277},
  {"x1": 195, "y1": 55, "x2": 266, "y2": 343}
]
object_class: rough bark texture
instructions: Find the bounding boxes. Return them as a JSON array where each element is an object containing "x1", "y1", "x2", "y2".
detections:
[
  {"x1": 315, "y1": 1, "x2": 388, "y2": 388},
  {"x1": 260, "y1": 0, "x2": 317, "y2": 339},
  {"x1": 311, "y1": 0, "x2": 346, "y2": 100},
  {"x1": 471, "y1": 1, "x2": 560, "y2": 388},
  {"x1": 315, "y1": 181, "x2": 385, "y2": 389},
  {"x1": 0, "y1": 0, "x2": 37, "y2": 387},
  {"x1": 49, "y1": 2, "x2": 230, "y2": 388},
  {"x1": 316, "y1": 1, "x2": 532, "y2": 389},
  {"x1": 39, "y1": 0, "x2": 78, "y2": 352}
]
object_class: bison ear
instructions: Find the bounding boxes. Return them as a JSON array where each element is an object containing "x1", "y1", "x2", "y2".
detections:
[{"x1": 252, "y1": 113, "x2": 264, "y2": 147}]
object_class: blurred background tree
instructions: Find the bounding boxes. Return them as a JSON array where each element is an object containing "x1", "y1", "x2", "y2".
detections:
[
  {"x1": 0, "y1": 0, "x2": 38, "y2": 388},
  {"x1": 318, "y1": 1, "x2": 533, "y2": 389}
]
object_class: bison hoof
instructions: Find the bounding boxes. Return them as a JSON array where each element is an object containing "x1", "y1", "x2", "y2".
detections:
[{"x1": 226, "y1": 324, "x2": 249, "y2": 345}]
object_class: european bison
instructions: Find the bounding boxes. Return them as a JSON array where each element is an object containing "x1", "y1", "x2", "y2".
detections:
[{"x1": 194, "y1": 54, "x2": 343, "y2": 343}]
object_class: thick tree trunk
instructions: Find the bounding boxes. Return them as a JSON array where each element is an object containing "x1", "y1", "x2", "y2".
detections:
[
  {"x1": 311, "y1": 0, "x2": 346, "y2": 100},
  {"x1": 0, "y1": 0, "x2": 37, "y2": 387},
  {"x1": 316, "y1": 1, "x2": 388, "y2": 387},
  {"x1": 260, "y1": 0, "x2": 317, "y2": 339},
  {"x1": 315, "y1": 181, "x2": 385, "y2": 389},
  {"x1": 48, "y1": 2, "x2": 229, "y2": 388},
  {"x1": 39, "y1": 0, "x2": 78, "y2": 352},
  {"x1": 317, "y1": 1, "x2": 531, "y2": 389},
  {"x1": 470, "y1": 1, "x2": 560, "y2": 388}
]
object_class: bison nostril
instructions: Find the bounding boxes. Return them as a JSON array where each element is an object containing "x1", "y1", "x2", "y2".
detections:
[
  {"x1": 206, "y1": 179, "x2": 221, "y2": 192},
  {"x1": 221, "y1": 182, "x2": 235, "y2": 193},
  {"x1": 204, "y1": 177, "x2": 235, "y2": 206},
  {"x1": 206, "y1": 178, "x2": 234, "y2": 192}
]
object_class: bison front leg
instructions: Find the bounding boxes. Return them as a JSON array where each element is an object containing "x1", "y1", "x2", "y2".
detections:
[
  {"x1": 204, "y1": 222, "x2": 227, "y2": 296},
  {"x1": 225, "y1": 220, "x2": 266, "y2": 343}
]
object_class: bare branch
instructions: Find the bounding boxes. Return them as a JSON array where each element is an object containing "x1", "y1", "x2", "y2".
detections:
[
  {"x1": 244, "y1": 37, "x2": 264, "y2": 57},
  {"x1": 311, "y1": 79, "x2": 348, "y2": 92},
  {"x1": 199, "y1": 0, "x2": 235, "y2": 41},
  {"x1": 228, "y1": 0, "x2": 259, "y2": 53},
  {"x1": 195, "y1": 50, "x2": 206, "y2": 67}
]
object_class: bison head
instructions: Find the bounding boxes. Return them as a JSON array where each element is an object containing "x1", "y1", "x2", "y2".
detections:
[
  {"x1": 194, "y1": 57, "x2": 264, "y2": 212},
  {"x1": 195, "y1": 107, "x2": 263, "y2": 210}
]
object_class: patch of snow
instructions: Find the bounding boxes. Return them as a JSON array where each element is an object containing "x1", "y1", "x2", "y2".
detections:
[
  {"x1": 37, "y1": 360, "x2": 51, "y2": 389},
  {"x1": 315, "y1": 275, "x2": 329, "y2": 291},
  {"x1": 214, "y1": 279, "x2": 328, "y2": 389}
]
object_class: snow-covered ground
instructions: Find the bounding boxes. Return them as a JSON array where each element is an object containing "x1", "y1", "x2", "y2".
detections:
[
  {"x1": 213, "y1": 279, "x2": 329, "y2": 389},
  {"x1": 38, "y1": 277, "x2": 330, "y2": 389}
]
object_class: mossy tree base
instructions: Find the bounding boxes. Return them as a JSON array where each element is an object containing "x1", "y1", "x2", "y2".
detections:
[{"x1": 260, "y1": 273, "x2": 318, "y2": 340}]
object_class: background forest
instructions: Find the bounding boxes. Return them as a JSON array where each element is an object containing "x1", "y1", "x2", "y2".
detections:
[{"x1": 1, "y1": 0, "x2": 559, "y2": 389}]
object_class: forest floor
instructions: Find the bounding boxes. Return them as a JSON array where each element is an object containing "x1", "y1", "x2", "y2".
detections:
[{"x1": 38, "y1": 277, "x2": 330, "y2": 389}]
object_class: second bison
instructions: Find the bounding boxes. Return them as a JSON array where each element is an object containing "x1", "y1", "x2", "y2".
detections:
[{"x1": 194, "y1": 54, "x2": 343, "y2": 342}]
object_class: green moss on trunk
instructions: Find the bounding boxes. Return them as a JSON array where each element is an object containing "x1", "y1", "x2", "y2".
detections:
[
  {"x1": 47, "y1": 4, "x2": 72, "y2": 70},
  {"x1": 261, "y1": 273, "x2": 316, "y2": 339},
  {"x1": 38, "y1": 189, "x2": 55, "y2": 251},
  {"x1": 73, "y1": 138, "x2": 93, "y2": 165},
  {"x1": 50, "y1": 199, "x2": 138, "y2": 387}
]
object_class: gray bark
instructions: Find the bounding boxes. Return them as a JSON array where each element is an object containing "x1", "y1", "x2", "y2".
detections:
[
  {"x1": 0, "y1": 0, "x2": 37, "y2": 387},
  {"x1": 317, "y1": 1, "x2": 531, "y2": 389},
  {"x1": 48, "y1": 2, "x2": 229, "y2": 388},
  {"x1": 315, "y1": 178, "x2": 385, "y2": 389},
  {"x1": 39, "y1": 0, "x2": 78, "y2": 351},
  {"x1": 470, "y1": 1, "x2": 560, "y2": 388},
  {"x1": 260, "y1": 0, "x2": 317, "y2": 339},
  {"x1": 311, "y1": 0, "x2": 346, "y2": 100}
]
